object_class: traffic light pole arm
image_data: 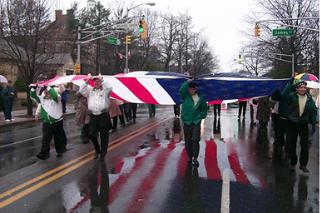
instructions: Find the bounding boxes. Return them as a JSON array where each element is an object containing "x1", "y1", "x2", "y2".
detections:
[{"x1": 256, "y1": 17, "x2": 320, "y2": 32}]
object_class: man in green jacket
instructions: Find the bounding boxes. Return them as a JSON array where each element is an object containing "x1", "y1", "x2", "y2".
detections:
[
  {"x1": 179, "y1": 79, "x2": 207, "y2": 167},
  {"x1": 282, "y1": 80, "x2": 317, "y2": 173}
]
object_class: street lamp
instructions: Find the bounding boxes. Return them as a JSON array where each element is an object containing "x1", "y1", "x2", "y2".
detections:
[
  {"x1": 127, "y1": 2, "x2": 156, "y2": 13},
  {"x1": 125, "y1": 2, "x2": 156, "y2": 73}
]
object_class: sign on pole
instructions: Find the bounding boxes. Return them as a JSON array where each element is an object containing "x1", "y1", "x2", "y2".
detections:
[
  {"x1": 273, "y1": 29, "x2": 294, "y2": 36},
  {"x1": 106, "y1": 37, "x2": 120, "y2": 45}
]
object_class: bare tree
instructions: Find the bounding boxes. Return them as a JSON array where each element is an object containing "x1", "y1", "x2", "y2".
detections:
[
  {"x1": 158, "y1": 13, "x2": 180, "y2": 71},
  {"x1": 242, "y1": 0, "x2": 318, "y2": 78},
  {"x1": 0, "y1": 0, "x2": 56, "y2": 115}
]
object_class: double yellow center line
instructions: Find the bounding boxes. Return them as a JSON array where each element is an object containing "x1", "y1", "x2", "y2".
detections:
[{"x1": 0, "y1": 117, "x2": 170, "y2": 208}]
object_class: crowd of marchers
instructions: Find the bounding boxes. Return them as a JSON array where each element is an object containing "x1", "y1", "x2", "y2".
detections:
[
  {"x1": 28, "y1": 74, "x2": 157, "y2": 162},
  {"x1": 1, "y1": 75, "x2": 316, "y2": 173}
]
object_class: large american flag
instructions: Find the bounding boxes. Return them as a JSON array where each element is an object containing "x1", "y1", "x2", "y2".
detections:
[{"x1": 33, "y1": 71, "x2": 289, "y2": 105}]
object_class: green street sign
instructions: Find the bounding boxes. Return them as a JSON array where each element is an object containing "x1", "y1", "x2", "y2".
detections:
[
  {"x1": 273, "y1": 29, "x2": 294, "y2": 36},
  {"x1": 106, "y1": 37, "x2": 120, "y2": 45}
]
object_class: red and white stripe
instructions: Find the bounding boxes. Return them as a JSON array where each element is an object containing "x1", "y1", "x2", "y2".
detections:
[{"x1": 66, "y1": 139, "x2": 265, "y2": 213}]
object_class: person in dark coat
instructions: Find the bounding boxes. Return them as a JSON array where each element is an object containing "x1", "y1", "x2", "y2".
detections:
[
  {"x1": 179, "y1": 79, "x2": 207, "y2": 167},
  {"x1": 2, "y1": 80, "x2": 15, "y2": 121},
  {"x1": 256, "y1": 96, "x2": 272, "y2": 145},
  {"x1": 281, "y1": 80, "x2": 317, "y2": 173}
]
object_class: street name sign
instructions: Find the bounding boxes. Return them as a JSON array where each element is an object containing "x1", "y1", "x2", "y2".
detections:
[
  {"x1": 106, "y1": 37, "x2": 120, "y2": 45},
  {"x1": 114, "y1": 23, "x2": 137, "y2": 29},
  {"x1": 273, "y1": 29, "x2": 294, "y2": 36}
]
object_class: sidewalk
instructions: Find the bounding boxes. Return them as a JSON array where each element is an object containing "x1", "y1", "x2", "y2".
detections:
[{"x1": 0, "y1": 104, "x2": 76, "y2": 128}]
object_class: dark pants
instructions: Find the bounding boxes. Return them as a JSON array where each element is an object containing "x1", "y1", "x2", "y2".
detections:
[
  {"x1": 213, "y1": 104, "x2": 221, "y2": 117},
  {"x1": 62, "y1": 100, "x2": 67, "y2": 114},
  {"x1": 39, "y1": 120, "x2": 65, "y2": 156},
  {"x1": 88, "y1": 113, "x2": 111, "y2": 157},
  {"x1": 148, "y1": 104, "x2": 156, "y2": 118},
  {"x1": 129, "y1": 103, "x2": 137, "y2": 120},
  {"x1": 272, "y1": 114, "x2": 288, "y2": 155},
  {"x1": 173, "y1": 104, "x2": 180, "y2": 116},
  {"x1": 3, "y1": 100, "x2": 13, "y2": 120},
  {"x1": 238, "y1": 101, "x2": 247, "y2": 118},
  {"x1": 118, "y1": 105, "x2": 125, "y2": 126},
  {"x1": 183, "y1": 123, "x2": 201, "y2": 160},
  {"x1": 287, "y1": 121, "x2": 309, "y2": 166},
  {"x1": 123, "y1": 103, "x2": 131, "y2": 122},
  {"x1": 112, "y1": 116, "x2": 118, "y2": 130}
]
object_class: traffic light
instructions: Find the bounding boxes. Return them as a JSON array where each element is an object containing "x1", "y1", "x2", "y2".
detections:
[
  {"x1": 125, "y1": 35, "x2": 131, "y2": 45},
  {"x1": 238, "y1": 54, "x2": 243, "y2": 64},
  {"x1": 255, "y1": 24, "x2": 260, "y2": 37},
  {"x1": 75, "y1": 63, "x2": 81, "y2": 74},
  {"x1": 141, "y1": 20, "x2": 147, "y2": 39},
  {"x1": 139, "y1": 20, "x2": 144, "y2": 33}
]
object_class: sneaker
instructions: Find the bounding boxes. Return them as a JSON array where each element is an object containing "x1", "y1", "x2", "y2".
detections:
[
  {"x1": 299, "y1": 166, "x2": 309, "y2": 173},
  {"x1": 10, "y1": 119, "x2": 15, "y2": 122},
  {"x1": 5, "y1": 119, "x2": 10, "y2": 122}
]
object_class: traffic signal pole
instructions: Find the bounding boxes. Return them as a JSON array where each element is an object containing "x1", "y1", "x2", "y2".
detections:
[{"x1": 125, "y1": 42, "x2": 128, "y2": 73}]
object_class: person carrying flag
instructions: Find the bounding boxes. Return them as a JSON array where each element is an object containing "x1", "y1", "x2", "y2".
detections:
[
  {"x1": 179, "y1": 78, "x2": 207, "y2": 167},
  {"x1": 80, "y1": 74, "x2": 112, "y2": 162},
  {"x1": 30, "y1": 85, "x2": 65, "y2": 160}
]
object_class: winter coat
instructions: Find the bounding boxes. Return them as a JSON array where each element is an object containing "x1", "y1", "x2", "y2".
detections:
[
  {"x1": 282, "y1": 84, "x2": 317, "y2": 125},
  {"x1": 179, "y1": 81, "x2": 207, "y2": 125},
  {"x1": 108, "y1": 99, "x2": 122, "y2": 118},
  {"x1": 75, "y1": 92, "x2": 90, "y2": 126},
  {"x1": 2, "y1": 85, "x2": 15, "y2": 103},
  {"x1": 256, "y1": 96, "x2": 272, "y2": 123}
]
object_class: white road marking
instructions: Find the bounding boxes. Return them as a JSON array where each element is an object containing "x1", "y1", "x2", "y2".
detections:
[{"x1": 221, "y1": 169, "x2": 230, "y2": 213}]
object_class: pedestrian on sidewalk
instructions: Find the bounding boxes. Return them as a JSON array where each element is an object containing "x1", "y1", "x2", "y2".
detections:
[
  {"x1": 30, "y1": 85, "x2": 66, "y2": 160},
  {"x1": 80, "y1": 74, "x2": 112, "y2": 162},
  {"x1": 282, "y1": 80, "x2": 317, "y2": 173},
  {"x1": 179, "y1": 79, "x2": 207, "y2": 167},
  {"x1": 75, "y1": 91, "x2": 90, "y2": 143},
  {"x1": 2, "y1": 80, "x2": 15, "y2": 122}
]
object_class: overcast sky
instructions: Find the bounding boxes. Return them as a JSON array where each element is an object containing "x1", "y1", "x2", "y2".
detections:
[{"x1": 56, "y1": 0, "x2": 256, "y2": 73}]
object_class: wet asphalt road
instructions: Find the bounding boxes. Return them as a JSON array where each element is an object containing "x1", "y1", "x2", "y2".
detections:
[{"x1": 0, "y1": 105, "x2": 319, "y2": 213}]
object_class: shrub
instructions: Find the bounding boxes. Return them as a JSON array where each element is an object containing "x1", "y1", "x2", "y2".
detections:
[
  {"x1": 20, "y1": 99, "x2": 35, "y2": 107},
  {"x1": 14, "y1": 78, "x2": 27, "y2": 92}
]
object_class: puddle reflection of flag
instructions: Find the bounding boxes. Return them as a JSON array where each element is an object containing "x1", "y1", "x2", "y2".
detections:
[{"x1": 69, "y1": 140, "x2": 266, "y2": 213}]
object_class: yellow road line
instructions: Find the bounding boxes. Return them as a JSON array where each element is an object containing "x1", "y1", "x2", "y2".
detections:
[
  {"x1": 0, "y1": 151, "x2": 93, "y2": 200},
  {"x1": 0, "y1": 156, "x2": 94, "y2": 208},
  {"x1": 0, "y1": 117, "x2": 170, "y2": 208},
  {"x1": 0, "y1": 118, "x2": 166, "y2": 200}
]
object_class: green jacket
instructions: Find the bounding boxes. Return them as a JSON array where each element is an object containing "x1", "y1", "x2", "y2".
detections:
[
  {"x1": 179, "y1": 81, "x2": 207, "y2": 125},
  {"x1": 282, "y1": 84, "x2": 317, "y2": 125}
]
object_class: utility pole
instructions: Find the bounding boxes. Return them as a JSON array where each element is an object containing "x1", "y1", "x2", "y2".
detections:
[{"x1": 125, "y1": 41, "x2": 128, "y2": 73}]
